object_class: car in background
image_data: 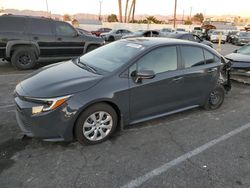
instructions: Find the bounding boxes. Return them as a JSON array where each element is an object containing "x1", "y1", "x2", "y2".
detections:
[
  {"x1": 14, "y1": 38, "x2": 231, "y2": 145},
  {"x1": 245, "y1": 24, "x2": 250, "y2": 31},
  {"x1": 100, "y1": 29, "x2": 132, "y2": 41},
  {"x1": 0, "y1": 15, "x2": 105, "y2": 70},
  {"x1": 206, "y1": 29, "x2": 215, "y2": 40},
  {"x1": 122, "y1": 30, "x2": 161, "y2": 39},
  {"x1": 167, "y1": 33, "x2": 213, "y2": 48},
  {"x1": 225, "y1": 44, "x2": 250, "y2": 72},
  {"x1": 210, "y1": 30, "x2": 227, "y2": 43},
  {"x1": 176, "y1": 28, "x2": 186, "y2": 32},
  {"x1": 160, "y1": 28, "x2": 174, "y2": 36},
  {"x1": 227, "y1": 30, "x2": 239, "y2": 43},
  {"x1": 91, "y1": 28, "x2": 112, "y2": 36},
  {"x1": 232, "y1": 31, "x2": 250, "y2": 46},
  {"x1": 76, "y1": 28, "x2": 92, "y2": 35}
]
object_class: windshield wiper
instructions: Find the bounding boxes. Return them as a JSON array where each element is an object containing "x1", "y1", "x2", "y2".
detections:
[{"x1": 77, "y1": 58, "x2": 97, "y2": 74}]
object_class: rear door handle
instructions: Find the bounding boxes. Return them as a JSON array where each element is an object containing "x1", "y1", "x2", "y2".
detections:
[
  {"x1": 33, "y1": 36, "x2": 39, "y2": 40},
  {"x1": 207, "y1": 68, "x2": 217, "y2": 73},
  {"x1": 57, "y1": 37, "x2": 62, "y2": 41},
  {"x1": 172, "y1": 77, "x2": 183, "y2": 81}
]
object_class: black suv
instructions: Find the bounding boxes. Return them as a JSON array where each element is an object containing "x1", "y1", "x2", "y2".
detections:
[{"x1": 0, "y1": 15, "x2": 105, "y2": 70}]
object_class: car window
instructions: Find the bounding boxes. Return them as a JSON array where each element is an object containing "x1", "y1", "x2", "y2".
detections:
[
  {"x1": 193, "y1": 35, "x2": 201, "y2": 42},
  {"x1": 0, "y1": 17, "x2": 25, "y2": 33},
  {"x1": 134, "y1": 46, "x2": 178, "y2": 74},
  {"x1": 237, "y1": 45, "x2": 250, "y2": 55},
  {"x1": 29, "y1": 19, "x2": 53, "y2": 35},
  {"x1": 55, "y1": 22, "x2": 76, "y2": 36},
  {"x1": 204, "y1": 50, "x2": 215, "y2": 64},
  {"x1": 181, "y1": 46, "x2": 205, "y2": 68}
]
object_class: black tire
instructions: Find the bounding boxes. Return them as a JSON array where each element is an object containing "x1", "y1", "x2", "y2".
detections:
[
  {"x1": 75, "y1": 103, "x2": 118, "y2": 145},
  {"x1": 204, "y1": 85, "x2": 225, "y2": 110},
  {"x1": 86, "y1": 45, "x2": 99, "y2": 53},
  {"x1": 108, "y1": 36, "x2": 115, "y2": 42},
  {"x1": 11, "y1": 47, "x2": 37, "y2": 70}
]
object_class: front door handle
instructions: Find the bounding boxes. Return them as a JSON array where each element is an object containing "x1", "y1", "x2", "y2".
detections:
[
  {"x1": 33, "y1": 36, "x2": 39, "y2": 40},
  {"x1": 207, "y1": 68, "x2": 217, "y2": 73},
  {"x1": 57, "y1": 37, "x2": 62, "y2": 41},
  {"x1": 172, "y1": 77, "x2": 183, "y2": 81}
]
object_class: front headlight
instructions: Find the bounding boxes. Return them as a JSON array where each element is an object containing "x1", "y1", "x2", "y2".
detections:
[{"x1": 25, "y1": 95, "x2": 72, "y2": 115}]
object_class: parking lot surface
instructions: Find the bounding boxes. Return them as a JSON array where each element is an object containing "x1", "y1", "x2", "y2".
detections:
[{"x1": 0, "y1": 43, "x2": 250, "y2": 188}]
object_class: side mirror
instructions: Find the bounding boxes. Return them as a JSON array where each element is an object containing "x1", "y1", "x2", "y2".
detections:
[
  {"x1": 233, "y1": 49, "x2": 238, "y2": 53},
  {"x1": 73, "y1": 32, "x2": 79, "y2": 37},
  {"x1": 132, "y1": 70, "x2": 155, "y2": 83}
]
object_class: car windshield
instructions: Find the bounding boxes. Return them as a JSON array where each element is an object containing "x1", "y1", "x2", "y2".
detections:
[
  {"x1": 237, "y1": 45, "x2": 250, "y2": 55},
  {"x1": 239, "y1": 32, "x2": 250, "y2": 37},
  {"x1": 213, "y1": 31, "x2": 224, "y2": 35},
  {"x1": 79, "y1": 41, "x2": 146, "y2": 73}
]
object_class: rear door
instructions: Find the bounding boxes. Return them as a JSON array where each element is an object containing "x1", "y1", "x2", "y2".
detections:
[
  {"x1": 129, "y1": 45, "x2": 186, "y2": 122},
  {"x1": 27, "y1": 18, "x2": 56, "y2": 58},
  {"x1": 54, "y1": 21, "x2": 85, "y2": 57},
  {"x1": 180, "y1": 45, "x2": 220, "y2": 105}
]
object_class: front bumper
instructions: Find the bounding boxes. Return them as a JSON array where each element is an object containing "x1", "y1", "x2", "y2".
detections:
[{"x1": 15, "y1": 95, "x2": 77, "y2": 142}]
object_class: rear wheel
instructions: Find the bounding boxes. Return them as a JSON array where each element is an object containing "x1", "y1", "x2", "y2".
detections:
[
  {"x1": 75, "y1": 103, "x2": 118, "y2": 145},
  {"x1": 108, "y1": 36, "x2": 115, "y2": 42},
  {"x1": 86, "y1": 45, "x2": 99, "y2": 53},
  {"x1": 204, "y1": 85, "x2": 225, "y2": 110},
  {"x1": 11, "y1": 47, "x2": 37, "y2": 70}
]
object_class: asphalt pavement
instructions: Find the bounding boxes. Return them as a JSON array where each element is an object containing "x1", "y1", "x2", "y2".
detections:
[{"x1": 0, "y1": 43, "x2": 250, "y2": 188}]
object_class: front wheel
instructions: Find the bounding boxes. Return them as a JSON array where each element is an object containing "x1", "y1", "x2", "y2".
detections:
[
  {"x1": 204, "y1": 85, "x2": 225, "y2": 110},
  {"x1": 75, "y1": 103, "x2": 118, "y2": 145}
]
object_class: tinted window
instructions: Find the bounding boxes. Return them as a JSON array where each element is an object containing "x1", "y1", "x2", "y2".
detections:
[
  {"x1": 181, "y1": 46, "x2": 205, "y2": 68},
  {"x1": 135, "y1": 46, "x2": 178, "y2": 74},
  {"x1": 0, "y1": 17, "x2": 25, "y2": 33},
  {"x1": 55, "y1": 22, "x2": 76, "y2": 36},
  {"x1": 204, "y1": 50, "x2": 215, "y2": 64},
  {"x1": 237, "y1": 44, "x2": 250, "y2": 55},
  {"x1": 29, "y1": 19, "x2": 53, "y2": 35}
]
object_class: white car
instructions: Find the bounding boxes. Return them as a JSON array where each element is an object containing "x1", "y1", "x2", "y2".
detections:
[{"x1": 210, "y1": 30, "x2": 227, "y2": 43}]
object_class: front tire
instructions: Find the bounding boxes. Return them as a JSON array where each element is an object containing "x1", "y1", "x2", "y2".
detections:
[
  {"x1": 86, "y1": 45, "x2": 99, "y2": 53},
  {"x1": 11, "y1": 47, "x2": 37, "y2": 70},
  {"x1": 204, "y1": 85, "x2": 225, "y2": 110},
  {"x1": 75, "y1": 103, "x2": 118, "y2": 145}
]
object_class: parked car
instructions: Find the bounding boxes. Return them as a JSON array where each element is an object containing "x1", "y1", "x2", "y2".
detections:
[
  {"x1": 75, "y1": 27, "x2": 92, "y2": 36},
  {"x1": 122, "y1": 30, "x2": 161, "y2": 39},
  {"x1": 15, "y1": 38, "x2": 231, "y2": 145},
  {"x1": 210, "y1": 30, "x2": 227, "y2": 43},
  {"x1": 0, "y1": 15, "x2": 105, "y2": 70},
  {"x1": 160, "y1": 28, "x2": 174, "y2": 36},
  {"x1": 100, "y1": 29, "x2": 132, "y2": 41},
  {"x1": 232, "y1": 31, "x2": 250, "y2": 46},
  {"x1": 167, "y1": 33, "x2": 213, "y2": 48},
  {"x1": 176, "y1": 28, "x2": 186, "y2": 32},
  {"x1": 245, "y1": 24, "x2": 250, "y2": 31},
  {"x1": 227, "y1": 31, "x2": 239, "y2": 43},
  {"x1": 225, "y1": 44, "x2": 250, "y2": 72},
  {"x1": 91, "y1": 28, "x2": 112, "y2": 36},
  {"x1": 206, "y1": 29, "x2": 215, "y2": 40}
]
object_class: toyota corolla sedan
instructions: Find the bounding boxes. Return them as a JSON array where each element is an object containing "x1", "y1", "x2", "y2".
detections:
[{"x1": 15, "y1": 38, "x2": 231, "y2": 145}]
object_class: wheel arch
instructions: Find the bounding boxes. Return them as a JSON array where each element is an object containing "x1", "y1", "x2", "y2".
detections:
[
  {"x1": 6, "y1": 41, "x2": 40, "y2": 59},
  {"x1": 73, "y1": 100, "x2": 122, "y2": 139}
]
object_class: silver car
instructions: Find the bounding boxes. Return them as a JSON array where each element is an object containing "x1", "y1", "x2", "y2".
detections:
[{"x1": 100, "y1": 29, "x2": 132, "y2": 41}]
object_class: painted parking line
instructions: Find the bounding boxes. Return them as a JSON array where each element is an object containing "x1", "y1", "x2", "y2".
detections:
[
  {"x1": 0, "y1": 73, "x2": 28, "y2": 77},
  {"x1": 121, "y1": 122, "x2": 250, "y2": 188},
  {"x1": 0, "y1": 104, "x2": 15, "y2": 109}
]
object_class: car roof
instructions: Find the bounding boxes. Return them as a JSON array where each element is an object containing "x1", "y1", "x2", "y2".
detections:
[
  {"x1": 0, "y1": 14, "x2": 52, "y2": 21},
  {"x1": 122, "y1": 37, "x2": 198, "y2": 47},
  {"x1": 167, "y1": 33, "x2": 191, "y2": 38}
]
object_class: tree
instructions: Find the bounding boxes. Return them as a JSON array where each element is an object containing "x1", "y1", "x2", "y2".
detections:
[
  {"x1": 193, "y1": 13, "x2": 204, "y2": 23},
  {"x1": 72, "y1": 19, "x2": 79, "y2": 27},
  {"x1": 63, "y1": 14, "x2": 71, "y2": 21},
  {"x1": 184, "y1": 20, "x2": 192, "y2": 25},
  {"x1": 107, "y1": 14, "x2": 118, "y2": 22}
]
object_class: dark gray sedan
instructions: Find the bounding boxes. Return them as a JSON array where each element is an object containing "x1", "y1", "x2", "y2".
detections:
[{"x1": 15, "y1": 38, "x2": 231, "y2": 145}]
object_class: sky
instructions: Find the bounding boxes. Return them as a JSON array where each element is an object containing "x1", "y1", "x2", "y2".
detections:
[{"x1": 1, "y1": 0, "x2": 250, "y2": 17}]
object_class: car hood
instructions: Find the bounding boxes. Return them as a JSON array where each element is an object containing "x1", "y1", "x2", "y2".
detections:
[
  {"x1": 123, "y1": 34, "x2": 141, "y2": 38},
  {"x1": 225, "y1": 53, "x2": 250, "y2": 63},
  {"x1": 16, "y1": 61, "x2": 103, "y2": 98}
]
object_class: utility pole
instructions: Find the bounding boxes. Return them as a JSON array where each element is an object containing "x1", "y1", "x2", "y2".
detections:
[
  {"x1": 99, "y1": 1, "x2": 102, "y2": 21},
  {"x1": 189, "y1": 6, "x2": 192, "y2": 20},
  {"x1": 182, "y1": 9, "x2": 184, "y2": 23},
  {"x1": 45, "y1": 0, "x2": 50, "y2": 17},
  {"x1": 173, "y1": 0, "x2": 177, "y2": 28}
]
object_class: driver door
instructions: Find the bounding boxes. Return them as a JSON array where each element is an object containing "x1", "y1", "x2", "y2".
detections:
[{"x1": 129, "y1": 46, "x2": 185, "y2": 122}]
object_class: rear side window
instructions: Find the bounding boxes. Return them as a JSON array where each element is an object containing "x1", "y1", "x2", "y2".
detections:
[
  {"x1": 204, "y1": 50, "x2": 214, "y2": 64},
  {"x1": 0, "y1": 17, "x2": 25, "y2": 33},
  {"x1": 55, "y1": 22, "x2": 76, "y2": 36},
  {"x1": 135, "y1": 46, "x2": 178, "y2": 74},
  {"x1": 181, "y1": 46, "x2": 205, "y2": 68},
  {"x1": 29, "y1": 19, "x2": 53, "y2": 35}
]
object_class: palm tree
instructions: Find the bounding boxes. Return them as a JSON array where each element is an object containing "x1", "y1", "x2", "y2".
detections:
[
  {"x1": 124, "y1": 0, "x2": 129, "y2": 23},
  {"x1": 118, "y1": 0, "x2": 123, "y2": 22},
  {"x1": 127, "y1": 0, "x2": 136, "y2": 23}
]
